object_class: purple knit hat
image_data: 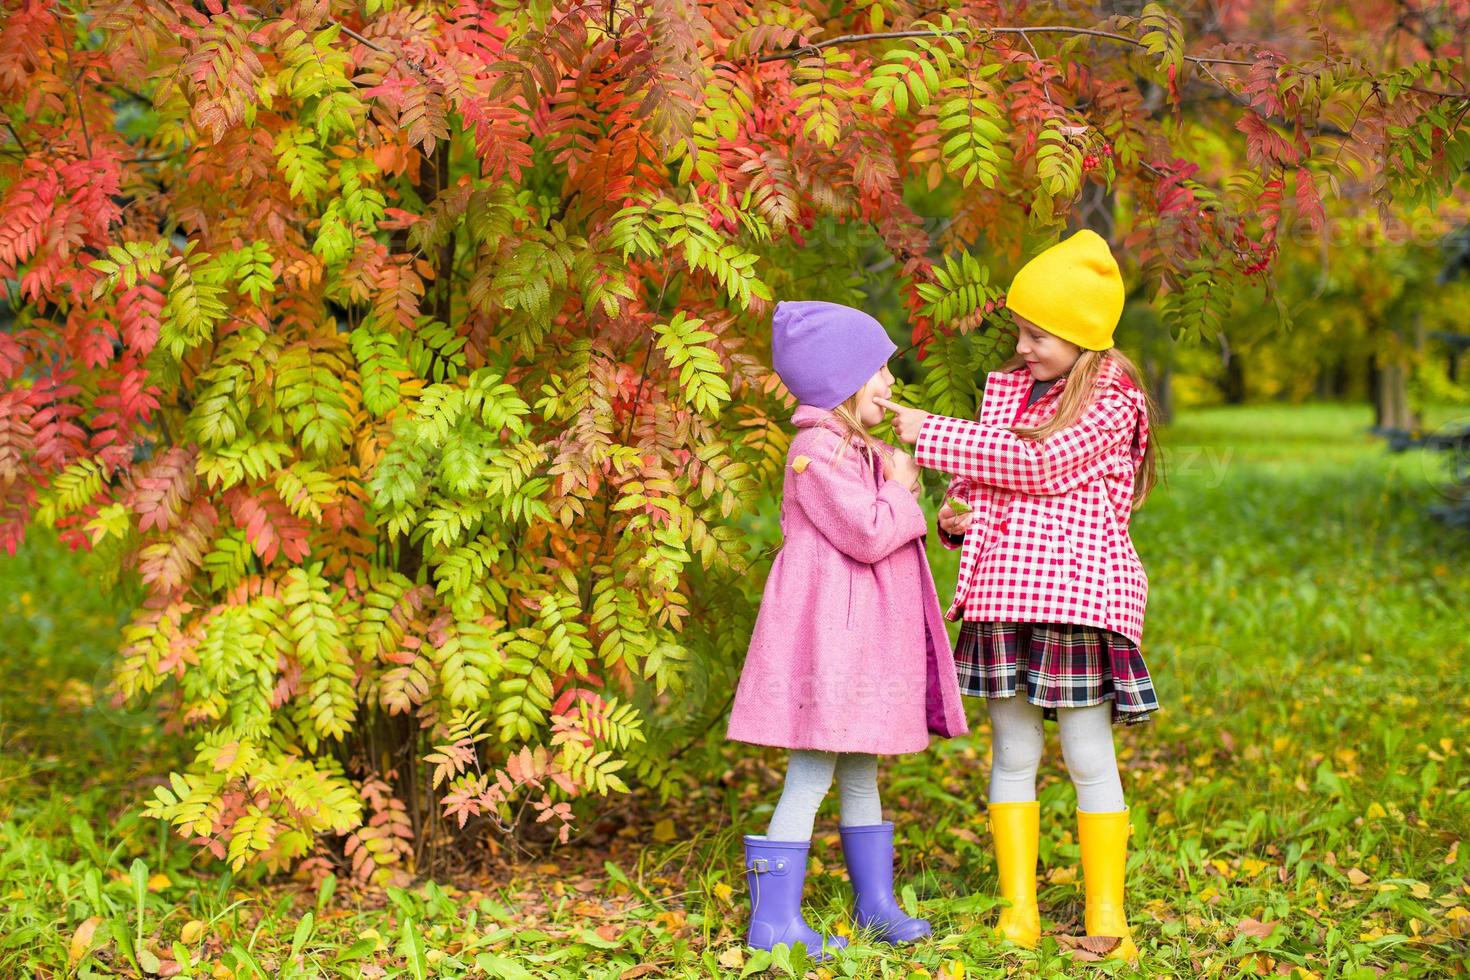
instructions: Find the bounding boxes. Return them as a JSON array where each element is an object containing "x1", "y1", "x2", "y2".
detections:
[{"x1": 771, "y1": 300, "x2": 897, "y2": 410}]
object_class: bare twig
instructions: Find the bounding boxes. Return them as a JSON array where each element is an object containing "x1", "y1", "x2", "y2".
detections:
[{"x1": 754, "y1": 25, "x2": 1256, "y2": 68}]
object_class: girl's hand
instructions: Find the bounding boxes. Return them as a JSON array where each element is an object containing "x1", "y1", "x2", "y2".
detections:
[
  {"x1": 873, "y1": 396, "x2": 928, "y2": 444},
  {"x1": 884, "y1": 448, "x2": 921, "y2": 491},
  {"x1": 937, "y1": 500, "x2": 973, "y2": 536}
]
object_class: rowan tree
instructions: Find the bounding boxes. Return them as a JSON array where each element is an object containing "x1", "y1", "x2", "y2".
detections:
[{"x1": 1, "y1": 0, "x2": 1466, "y2": 878}]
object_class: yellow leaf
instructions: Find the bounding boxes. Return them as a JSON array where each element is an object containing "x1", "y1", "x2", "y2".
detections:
[
  {"x1": 147, "y1": 873, "x2": 171, "y2": 892},
  {"x1": 1238, "y1": 953, "x2": 1274, "y2": 973},
  {"x1": 69, "y1": 917, "x2": 102, "y2": 964},
  {"x1": 717, "y1": 946, "x2": 745, "y2": 969},
  {"x1": 792, "y1": 455, "x2": 812, "y2": 473},
  {"x1": 1365, "y1": 802, "x2": 1387, "y2": 820},
  {"x1": 652, "y1": 818, "x2": 676, "y2": 843},
  {"x1": 181, "y1": 919, "x2": 207, "y2": 944},
  {"x1": 713, "y1": 882, "x2": 733, "y2": 904},
  {"x1": 535, "y1": 862, "x2": 561, "y2": 874},
  {"x1": 940, "y1": 961, "x2": 966, "y2": 980},
  {"x1": 1346, "y1": 867, "x2": 1371, "y2": 886},
  {"x1": 1047, "y1": 865, "x2": 1077, "y2": 885}
]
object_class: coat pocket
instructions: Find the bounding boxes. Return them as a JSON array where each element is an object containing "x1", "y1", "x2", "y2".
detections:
[
  {"x1": 846, "y1": 564, "x2": 857, "y2": 631},
  {"x1": 1048, "y1": 521, "x2": 1080, "y2": 581}
]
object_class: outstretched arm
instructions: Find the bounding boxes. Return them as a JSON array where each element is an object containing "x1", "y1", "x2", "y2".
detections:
[{"x1": 876, "y1": 392, "x2": 1138, "y2": 496}]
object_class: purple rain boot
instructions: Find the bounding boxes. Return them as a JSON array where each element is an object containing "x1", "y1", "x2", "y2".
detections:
[
  {"x1": 743, "y1": 836, "x2": 848, "y2": 961},
  {"x1": 838, "y1": 821, "x2": 932, "y2": 944}
]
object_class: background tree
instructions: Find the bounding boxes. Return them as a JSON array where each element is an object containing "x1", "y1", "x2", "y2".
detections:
[{"x1": 2, "y1": 0, "x2": 1467, "y2": 879}]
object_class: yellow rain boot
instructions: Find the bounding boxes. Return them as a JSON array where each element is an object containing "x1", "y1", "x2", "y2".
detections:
[
  {"x1": 1077, "y1": 807, "x2": 1140, "y2": 963},
  {"x1": 988, "y1": 801, "x2": 1041, "y2": 948}
]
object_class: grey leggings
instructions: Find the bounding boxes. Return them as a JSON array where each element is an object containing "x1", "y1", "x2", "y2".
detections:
[
  {"x1": 765, "y1": 750, "x2": 883, "y2": 842},
  {"x1": 989, "y1": 696, "x2": 1125, "y2": 811}
]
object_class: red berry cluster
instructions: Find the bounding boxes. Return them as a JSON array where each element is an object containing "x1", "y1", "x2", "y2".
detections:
[{"x1": 1082, "y1": 145, "x2": 1113, "y2": 171}]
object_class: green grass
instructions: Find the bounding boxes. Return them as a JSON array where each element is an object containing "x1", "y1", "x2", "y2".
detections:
[{"x1": 2, "y1": 402, "x2": 1467, "y2": 978}]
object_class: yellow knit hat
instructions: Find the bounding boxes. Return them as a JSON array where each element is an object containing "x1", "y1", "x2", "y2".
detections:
[{"x1": 1005, "y1": 229, "x2": 1124, "y2": 351}]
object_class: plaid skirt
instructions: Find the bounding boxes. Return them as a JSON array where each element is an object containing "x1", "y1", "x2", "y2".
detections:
[{"x1": 954, "y1": 621, "x2": 1159, "y2": 726}]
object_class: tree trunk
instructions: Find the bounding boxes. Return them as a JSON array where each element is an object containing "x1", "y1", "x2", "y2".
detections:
[
  {"x1": 1219, "y1": 334, "x2": 1247, "y2": 404},
  {"x1": 1372, "y1": 356, "x2": 1419, "y2": 430},
  {"x1": 1371, "y1": 318, "x2": 1424, "y2": 431},
  {"x1": 1142, "y1": 355, "x2": 1174, "y2": 425}
]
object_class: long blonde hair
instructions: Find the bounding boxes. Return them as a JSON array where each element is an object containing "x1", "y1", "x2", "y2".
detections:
[
  {"x1": 826, "y1": 389, "x2": 885, "y2": 470},
  {"x1": 999, "y1": 348, "x2": 1160, "y2": 509}
]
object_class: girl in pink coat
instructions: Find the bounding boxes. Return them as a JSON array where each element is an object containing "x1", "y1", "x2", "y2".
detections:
[
  {"x1": 879, "y1": 230, "x2": 1161, "y2": 964},
  {"x1": 726, "y1": 300, "x2": 968, "y2": 960}
]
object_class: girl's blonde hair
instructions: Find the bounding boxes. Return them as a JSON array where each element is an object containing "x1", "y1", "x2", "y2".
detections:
[
  {"x1": 826, "y1": 384, "x2": 885, "y2": 469},
  {"x1": 998, "y1": 347, "x2": 1160, "y2": 509}
]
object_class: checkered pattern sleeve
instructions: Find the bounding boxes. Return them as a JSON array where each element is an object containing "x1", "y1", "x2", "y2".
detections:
[
  {"x1": 913, "y1": 389, "x2": 1138, "y2": 496},
  {"x1": 788, "y1": 431, "x2": 929, "y2": 565}
]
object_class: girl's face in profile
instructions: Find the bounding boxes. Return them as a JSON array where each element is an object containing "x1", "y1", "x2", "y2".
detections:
[
  {"x1": 854, "y1": 364, "x2": 895, "y2": 427},
  {"x1": 1014, "y1": 314, "x2": 1083, "y2": 381}
]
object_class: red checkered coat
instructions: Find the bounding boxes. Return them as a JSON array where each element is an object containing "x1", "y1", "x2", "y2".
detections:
[{"x1": 913, "y1": 356, "x2": 1151, "y2": 644}]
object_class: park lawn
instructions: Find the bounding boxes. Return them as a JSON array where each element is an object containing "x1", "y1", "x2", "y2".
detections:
[{"x1": 0, "y1": 401, "x2": 1466, "y2": 979}]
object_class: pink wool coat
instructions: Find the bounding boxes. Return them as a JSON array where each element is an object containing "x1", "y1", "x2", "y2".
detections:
[
  {"x1": 917, "y1": 357, "x2": 1151, "y2": 644},
  {"x1": 726, "y1": 406, "x2": 969, "y2": 755}
]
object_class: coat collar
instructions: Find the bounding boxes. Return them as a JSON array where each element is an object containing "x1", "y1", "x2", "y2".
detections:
[{"x1": 791, "y1": 404, "x2": 855, "y2": 438}]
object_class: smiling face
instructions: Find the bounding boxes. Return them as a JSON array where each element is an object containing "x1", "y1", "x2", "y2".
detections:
[
  {"x1": 853, "y1": 363, "x2": 896, "y2": 427},
  {"x1": 1014, "y1": 314, "x2": 1083, "y2": 381}
]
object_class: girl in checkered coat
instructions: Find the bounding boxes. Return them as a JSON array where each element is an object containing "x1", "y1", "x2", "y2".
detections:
[{"x1": 878, "y1": 230, "x2": 1159, "y2": 964}]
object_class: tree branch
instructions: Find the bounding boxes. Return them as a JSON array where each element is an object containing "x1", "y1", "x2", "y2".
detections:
[{"x1": 754, "y1": 24, "x2": 1256, "y2": 68}]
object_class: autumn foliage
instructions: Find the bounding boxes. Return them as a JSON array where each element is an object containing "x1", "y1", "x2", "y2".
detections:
[{"x1": 1, "y1": 0, "x2": 1466, "y2": 880}]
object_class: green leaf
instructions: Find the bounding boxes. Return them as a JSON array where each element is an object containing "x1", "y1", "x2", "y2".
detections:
[{"x1": 399, "y1": 917, "x2": 430, "y2": 980}]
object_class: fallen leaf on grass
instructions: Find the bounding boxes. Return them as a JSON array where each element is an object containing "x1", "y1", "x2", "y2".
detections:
[
  {"x1": 68, "y1": 917, "x2": 101, "y2": 964},
  {"x1": 718, "y1": 946, "x2": 745, "y2": 969},
  {"x1": 1236, "y1": 916, "x2": 1278, "y2": 940},
  {"x1": 1055, "y1": 934, "x2": 1121, "y2": 960},
  {"x1": 1045, "y1": 865, "x2": 1077, "y2": 885}
]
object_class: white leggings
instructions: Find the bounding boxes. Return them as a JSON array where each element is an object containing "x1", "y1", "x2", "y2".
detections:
[
  {"x1": 988, "y1": 697, "x2": 1125, "y2": 812},
  {"x1": 765, "y1": 750, "x2": 883, "y2": 842}
]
